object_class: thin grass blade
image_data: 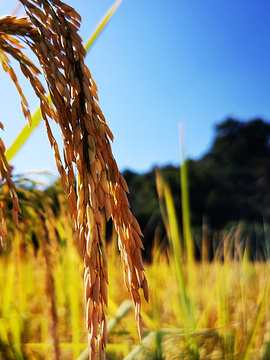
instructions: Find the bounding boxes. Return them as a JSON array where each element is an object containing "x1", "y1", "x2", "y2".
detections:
[
  {"x1": 179, "y1": 125, "x2": 194, "y2": 270},
  {"x1": 157, "y1": 169, "x2": 191, "y2": 338},
  {"x1": 84, "y1": 0, "x2": 122, "y2": 52},
  {"x1": 5, "y1": 107, "x2": 42, "y2": 162}
]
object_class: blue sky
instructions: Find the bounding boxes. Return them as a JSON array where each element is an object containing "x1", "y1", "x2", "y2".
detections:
[{"x1": 1, "y1": 0, "x2": 270, "y2": 182}]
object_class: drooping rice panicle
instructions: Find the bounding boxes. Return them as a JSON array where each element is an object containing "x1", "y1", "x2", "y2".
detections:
[{"x1": 0, "y1": 1, "x2": 148, "y2": 358}]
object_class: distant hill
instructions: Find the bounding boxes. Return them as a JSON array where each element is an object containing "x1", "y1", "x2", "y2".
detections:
[{"x1": 124, "y1": 118, "x2": 270, "y2": 260}]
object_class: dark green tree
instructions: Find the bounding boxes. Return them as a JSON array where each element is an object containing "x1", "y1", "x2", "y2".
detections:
[
  {"x1": 124, "y1": 118, "x2": 270, "y2": 260},
  {"x1": 189, "y1": 118, "x2": 270, "y2": 258}
]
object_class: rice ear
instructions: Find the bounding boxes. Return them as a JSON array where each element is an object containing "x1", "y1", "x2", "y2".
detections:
[{"x1": 0, "y1": 1, "x2": 148, "y2": 358}]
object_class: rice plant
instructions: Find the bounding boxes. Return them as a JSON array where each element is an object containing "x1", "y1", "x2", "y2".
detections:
[{"x1": 0, "y1": 1, "x2": 148, "y2": 359}]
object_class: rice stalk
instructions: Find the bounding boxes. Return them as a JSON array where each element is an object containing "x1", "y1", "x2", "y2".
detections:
[
  {"x1": 0, "y1": 2, "x2": 148, "y2": 359},
  {"x1": 150, "y1": 234, "x2": 166, "y2": 329},
  {"x1": 179, "y1": 129, "x2": 199, "y2": 360},
  {"x1": 155, "y1": 168, "x2": 192, "y2": 338},
  {"x1": 84, "y1": 0, "x2": 122, "y2": 52}
]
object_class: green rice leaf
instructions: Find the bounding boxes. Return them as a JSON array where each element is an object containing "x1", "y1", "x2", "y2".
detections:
[
  {"x1": 5, "y1": 107, "x2": 42, "y2": 163},
  {"x1": 84, "y1": 0, "x2": 122, "y2": 52}
]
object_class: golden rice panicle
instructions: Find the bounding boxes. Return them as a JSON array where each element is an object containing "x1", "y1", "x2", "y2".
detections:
[
  {"x1": 16, "y1": 1, "x2": 109, "y2": 357},
  {"x1": 0, "y1": 15, "x2": 42, "y2": 126},
  {"x1": 0, "y1": 1, "x2": 148, "y2": 357},
  {"x1": 0, "y1": 13, "x2": 56, "y2": 237}
]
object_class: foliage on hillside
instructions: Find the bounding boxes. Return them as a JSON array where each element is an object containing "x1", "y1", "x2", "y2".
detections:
[{"x1": 125, "y1": 118, "x2": 270, "y2": 260}]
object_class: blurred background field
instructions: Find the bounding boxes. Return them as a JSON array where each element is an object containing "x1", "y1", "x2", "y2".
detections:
[{"x1": 0, "y1": 170, "x2": 269, "y2": 360}]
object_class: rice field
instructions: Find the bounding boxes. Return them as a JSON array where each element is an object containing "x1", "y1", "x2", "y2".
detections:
[{"x1": 0, "y1": 177, "x2": 269, "y2": 360}]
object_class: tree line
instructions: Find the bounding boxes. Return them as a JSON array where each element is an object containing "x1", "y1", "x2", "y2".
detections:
[{"x1": 124, "y1": 118, "x2": 270, "y2": 260}]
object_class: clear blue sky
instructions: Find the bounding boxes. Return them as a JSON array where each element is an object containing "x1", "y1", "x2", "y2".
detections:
[{"x1": 1, "y1": 0, "x2": 270, "y2": 182}]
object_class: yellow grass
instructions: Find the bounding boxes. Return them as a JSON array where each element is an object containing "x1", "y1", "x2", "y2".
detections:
[{"x1": 0, "y1": 225, "x2": 269, "y2": 359}]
